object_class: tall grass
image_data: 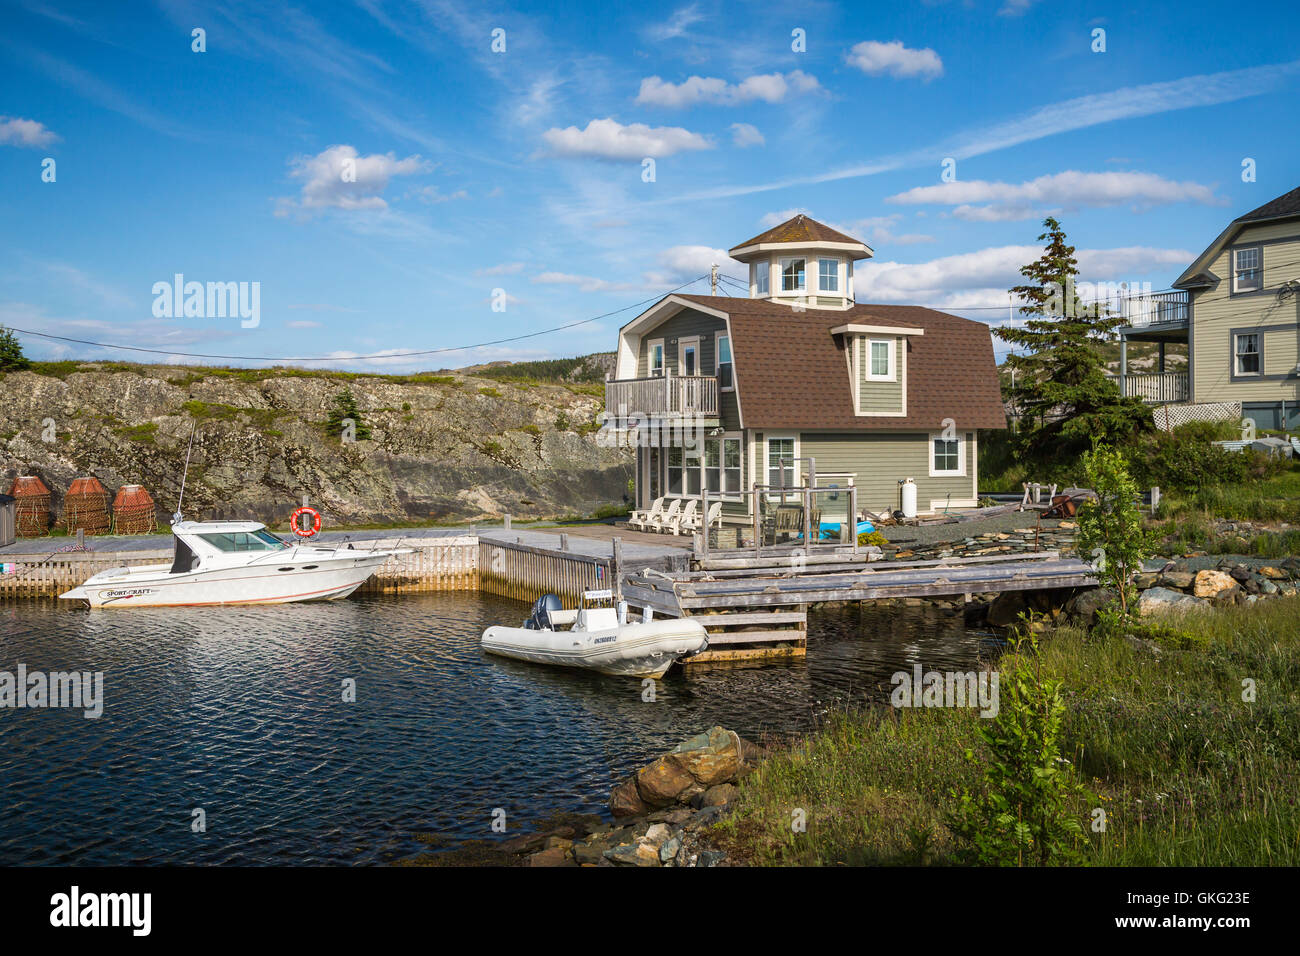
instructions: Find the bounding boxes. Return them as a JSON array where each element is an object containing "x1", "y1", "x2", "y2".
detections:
[{"x1": 715, "y1": 598, "x2": 1300, "y2": 866}]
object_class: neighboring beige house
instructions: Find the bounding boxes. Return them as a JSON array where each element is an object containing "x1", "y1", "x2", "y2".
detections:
[
  {"x1": 1117, "y1": 185, "x2": 1300, "y2": 430},
  {"x1": 604, "y1": 215, "x2": 1006, "y2": 519}
]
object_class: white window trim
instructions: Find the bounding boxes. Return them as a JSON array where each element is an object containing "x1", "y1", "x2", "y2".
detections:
[
  {"x1": 714, "y1": 330, "x2": 734, "y2": 391},
  {"x1": 1233, "y1": 246, "x2": 1263, "y2": 293},
  {"x1": 648, "y1": 338, "x2": 665, "y2": 377},
  {"x1": 779, "y1": 256, "x2": 807, "y2": 293},
  {"x1": 764, "y1": 433, "x2": 800, "y2": 489},
  {"x1": 753, "y1": 261, "x2": 770, "y2": 296},
  {"x1": 817, "y1": 257, "x2": 840, "y2": 293},
  {"x1": 865, "y1": 337, "x2": 896, "y2": 382},
  {"x1": 929, "y1": 432, "x2": 966, "y2": 478},
  {"x1": 701, "y1": 431, "x2": 745, "y2": 500},
  {"x1": 678, "y1": 335, "x2": 700, "y2": 377},
  {"x1": 1234, "y1": 332, "x2": 1261, "y2": 376}
]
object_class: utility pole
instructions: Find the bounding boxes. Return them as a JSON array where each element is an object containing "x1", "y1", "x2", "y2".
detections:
[{"x1": 710, "y1": 262, "x2": 718, "y2": 296}]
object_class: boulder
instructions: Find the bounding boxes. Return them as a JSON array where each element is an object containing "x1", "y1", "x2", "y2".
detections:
[
  {"x1": 572, "y1": 840, "x2": 610, "y2": 865},
  {"x1": 1138, "y1": 587, "x2": 1209, "y2": 616},
  {"x1": 635, "y1": 755, "x2": 697, "y2": 807},
  {"x1": 1065, "y1": 587, "x2": 1118, "y2": 624},
  {"x1": 610, "y1": 778, "x2": 648, "y2": 819},
  {"x1": 659, "y1": 836, "x2": 682, "y2": 862},
  {"x1": 1133, "y1": 572, "x2": 1159, "y2": 589},
  {"x1": 986, "y1": 590, "x2": 1027, "y2": 627},
  {"x1": 698, "y1": 783, "x2": 740, "y2": 808},
  {"x1": 667, "y1": 727, "x2": 743, "y2": 788},
  {"x1": 1193, "y1": 570, "x2": 1238, "y2": 599},
  {"x1": 528, "y1": 846, "x2": 574, "y2": 867},
  {"x1": 1259, "y1": 566, "x2": 1288, "y2": 581},
  {"x1": 1159, "y1": 571, "x2": 1195, "y2": 590}
]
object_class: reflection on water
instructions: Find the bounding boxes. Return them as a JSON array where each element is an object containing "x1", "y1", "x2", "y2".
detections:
[{"x1": 0, "y1": 593, "x2": 998, "y2": 865}]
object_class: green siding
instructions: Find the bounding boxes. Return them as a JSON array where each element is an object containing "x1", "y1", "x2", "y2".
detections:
[
  {"x1": 799, "y1": 431, "x2": 977, "y2": 515},
  {"x1": 636, "y1": 308, "x2": 727, "y2": 377},
  {"x1": 857, "y1": 337, "x2": 904, "y2": 414}
]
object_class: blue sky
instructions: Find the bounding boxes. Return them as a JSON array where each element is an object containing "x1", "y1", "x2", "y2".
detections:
[{"x1": 2, "y1": 0, "x2": 1298, "y2": 371}]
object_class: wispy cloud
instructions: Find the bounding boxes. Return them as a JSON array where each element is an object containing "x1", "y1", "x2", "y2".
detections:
[
  {"x1": 730, "y1": 123, "x2": 765, "y2": 148},
  {"x1": 654, "y1": 59, "x2": 1300, "y2": 204},
  {"x1": 887, "y1": 170, "x2": 1226, "y2": 221},
  {"x1": 645, "y1": 4, "x2": 705, "y2": 41}
]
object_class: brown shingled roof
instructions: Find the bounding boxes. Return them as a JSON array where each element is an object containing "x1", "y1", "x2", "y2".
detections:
[
  {"x1": 730, "y1": 214, "x2": 866, "y2": 253},
  {"x1": 674, "y1": 294, "x2": 1006, "y2": 431}
]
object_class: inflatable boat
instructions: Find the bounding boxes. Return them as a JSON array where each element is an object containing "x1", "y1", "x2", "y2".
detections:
[{"x1": 481, "y1": 590, "x2": 708, "y2": 678}]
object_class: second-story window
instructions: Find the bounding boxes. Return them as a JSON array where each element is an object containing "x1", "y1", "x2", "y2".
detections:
[
  {"x1": 754, "y1": 263, "x2": 770, "y2": 295},
  {"x1": 818, "y1": 258, "x2": 839, "y2": 292},
  {"x1": 780, "y1": 257, "x2": 806, "y2": 292},
  {"x1": 650, "y1": 340, "x2": 665, "y2": 377},
  {"x1": 866, "y1": 338, "x2": 895, "y2": 381},
  {"x1": 1234, "y1": 247, "x2": 1262, "y2": 293},
  {"x1": 716, "y1": 333, "x2": 733, "y2": 388}
]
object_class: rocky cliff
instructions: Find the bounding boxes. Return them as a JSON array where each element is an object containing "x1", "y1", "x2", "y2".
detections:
[{"x1": 0, "y1": 362, "x2": 630, "y2": 526}]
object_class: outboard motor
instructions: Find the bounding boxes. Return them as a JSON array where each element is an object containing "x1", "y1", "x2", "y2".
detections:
[{"x1": 525, "y1": 593, "x2": 563, "y2": 630}]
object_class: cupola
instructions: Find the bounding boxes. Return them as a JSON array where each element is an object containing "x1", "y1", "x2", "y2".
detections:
[{"x1": 728, "y1": 214, "x2": 873, "y2": 310}]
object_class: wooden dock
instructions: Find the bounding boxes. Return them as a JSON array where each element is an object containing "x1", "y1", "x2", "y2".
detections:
[{"x1": 622, "y1": 551, "x2": 1097, "y2": 664}]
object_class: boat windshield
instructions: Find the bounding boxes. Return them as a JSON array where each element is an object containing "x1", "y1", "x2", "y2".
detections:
[{"x1": 196, "y1": 530, "x2": 287, "y2": 552}]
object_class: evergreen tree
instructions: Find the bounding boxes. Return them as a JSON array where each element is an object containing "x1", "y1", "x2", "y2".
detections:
[
  {"x1": 994, "y1": 218, "x2": 1149, "y2": 461},
  {"x1": 0, "y1": 325, "x2": 31, "y2": 371},
  {"x1": 327, "y1": 388, "x2": 372, "y2": 441}
]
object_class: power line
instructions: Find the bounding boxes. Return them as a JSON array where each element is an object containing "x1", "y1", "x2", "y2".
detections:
[{"x1": 7, "y1": 274, "x2": 716, "y2": 364}]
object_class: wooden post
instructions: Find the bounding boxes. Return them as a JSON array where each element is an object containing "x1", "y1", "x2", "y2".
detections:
[
  {"x1": 700, "y1": 488, "x2": 710, "y2": 561},
  {"x1": 803, "y1": 485, "x2": 812, "y2": 551},
  {"x1": 611, "y1": 537, "x2": 623, "y2": 602},
  {"x1": 503, "y1": 513, "x2": 512, "y2": 531},
  {"x1": 850, "y1": 486, "x2": 859, "y2": 555},
  {"x1": 752, "y1": 485, "x2": 762, "y2": 562},
  {"x1": 1150, "y1": 486, "x2": 1161, "y2": 515},
  {"x1": 559, "y1": 533, "x2": 568, "y2": 551}
]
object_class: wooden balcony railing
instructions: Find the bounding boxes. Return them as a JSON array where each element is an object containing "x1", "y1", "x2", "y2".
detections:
[
  {"x1": 1110, "y1": 371, "x2": 1190, "y2": 404},
  {"x1": 605, "y1": 375, "x2": 719, "y2": 422}
]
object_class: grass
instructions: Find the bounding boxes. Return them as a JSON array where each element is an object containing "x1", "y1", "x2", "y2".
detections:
[
  {"x1": 712, "y1": 597, "x2": 1300, "y2": 866},
  {"x1": 1156, "y1": 469, "x2": 1300, "y2": 525}
]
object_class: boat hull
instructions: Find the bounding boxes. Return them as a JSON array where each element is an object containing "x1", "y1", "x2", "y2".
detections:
[
  {"x1": 481, "y1": 618, "x2": 708, "y2": 678},
  {"x1": 60, "y1": 555, "x2": 391, "y2": 608}
]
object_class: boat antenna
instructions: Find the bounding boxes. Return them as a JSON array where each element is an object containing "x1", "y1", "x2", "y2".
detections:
[{"x1": 172, "y1": 423, "x2": 197, "y2": 525}]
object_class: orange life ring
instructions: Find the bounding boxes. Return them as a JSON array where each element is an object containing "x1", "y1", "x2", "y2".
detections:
[{"x1": 290, "y1": 506, "x2": 321, "y2": 538}]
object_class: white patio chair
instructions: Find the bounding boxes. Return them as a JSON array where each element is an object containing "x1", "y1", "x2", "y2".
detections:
[
  {"x1": 665, "y1": 498, "x2": 698, "y2": 536},
  {"x1": 627, "y1": 497, "x2": 665, "y2": 531},
  {"x1": 647, "y1": 498, "x2": 681, "y2": 533}
]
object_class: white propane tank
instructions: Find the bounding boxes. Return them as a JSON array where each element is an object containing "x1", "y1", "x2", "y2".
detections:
[{"x1": 900, "y1": 477, "x2": 918, "y2": 518}]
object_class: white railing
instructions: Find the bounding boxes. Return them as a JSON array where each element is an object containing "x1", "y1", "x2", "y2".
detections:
[
  {"x1": 605, "y1": 375, "x2": 719, "y2": 419},
  {"x1": 1111, "y1": 371, "x2": 1189, "y2": 404},
  {"x1": 1118, "y1": 290, "x2": 1189, "y2": 327}
]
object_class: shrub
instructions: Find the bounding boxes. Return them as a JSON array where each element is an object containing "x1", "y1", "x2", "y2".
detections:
[{"x1": 858, "y1": 529, "x2": 888, "y2": 548}]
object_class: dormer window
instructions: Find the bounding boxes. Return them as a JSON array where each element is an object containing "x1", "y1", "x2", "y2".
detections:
[
  {"x1": 866, "y1": 338, "x2": 895, "y2": 381},
  {"x1": 818, "y1": 258, "x2": 840, "y2": 293},
  {"x1": 754, "y1": 262, "x2": 769, "y2": 295},
  {"x1": 780, "y1": 257, "x2": 806, "y2": 293}
]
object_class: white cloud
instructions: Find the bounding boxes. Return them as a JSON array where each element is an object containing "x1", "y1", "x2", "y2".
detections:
[
  {"x1": 845, "y1": 41, "x2": 943, "y2": 80},
  {"x1": 531, "y1": 271, "x2": 640, "y2": 293},
  {"x1": 540, "y1": 118, "x2": 712, "y2": 160},
  {"x1": 998, "y1": 0, "x2": 1039, "y2": 16},
  {"x1": 757, "y1": 209, "x2": 932, "y2": 247},
  {"x1": 730, "y1": 123, "x2": 765, "y2": 148},
  {"x1": 286, "y1": 319, "x2": 323, "y2": 329},
  {"x1": 855, "y1": 244, "x2": 1194, "y2": 307},
  {"x1": 887, "y1": 170, "x2": 1224, "y2": 220},
  {"x1": 409, "y1": 185, "x2": 470, "y2": 204},
  {"x1": 0, "y1": 115, "x2": 59, "y2": 147},
  {"x1": 277, "y1": 144, "x2": 429, "y2": 215},
  {"x1": 636, "y1": 71, "x2": 820, "y2": 107},
  {"x1": 643, "y1": 245, "x2": 743, "y2": 287}
]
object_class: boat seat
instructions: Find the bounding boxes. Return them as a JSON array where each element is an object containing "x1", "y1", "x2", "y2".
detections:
[{"x1": 547, "y1": 608, "x2": 580, "y2": 628}]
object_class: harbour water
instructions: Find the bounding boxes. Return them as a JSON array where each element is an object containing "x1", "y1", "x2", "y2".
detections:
[{"x1": 0, "y1": 593, "x2": 996, "y2": 865}]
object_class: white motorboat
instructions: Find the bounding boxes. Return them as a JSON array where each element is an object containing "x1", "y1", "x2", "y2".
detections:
[
  {"x1": 481, "y1": 590, "x2": 708, "y2": 678},
  {"x1": 59, "y1": 521, "x2": 408, "y2": 608}
]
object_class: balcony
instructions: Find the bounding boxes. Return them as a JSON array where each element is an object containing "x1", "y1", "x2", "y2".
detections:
[
  {"x1": 1109, "y1": 371, "x2": 1189, "y2": 404},
  {"x1": 1118, "y1": 290, "x2": 1189, "y2": 329},
  {"x1": 604, "y1": 374, "x2": 719, "y2": 429}
]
